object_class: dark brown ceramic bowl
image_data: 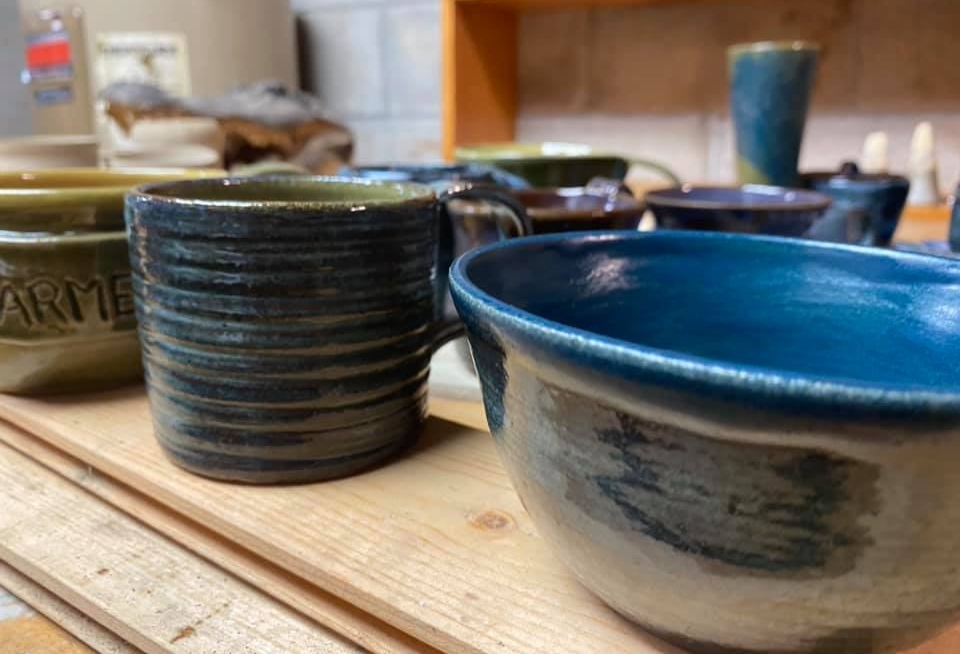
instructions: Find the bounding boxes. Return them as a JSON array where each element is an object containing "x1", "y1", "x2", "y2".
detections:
[{"x1": 513, "y1": 187, "x2": 646, "y2": 234}]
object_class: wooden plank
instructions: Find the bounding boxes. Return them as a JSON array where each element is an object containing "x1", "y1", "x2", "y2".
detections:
[
  {"x1": 442, "y1": 0, "x2": 517, "y2": 159},
  {"x1": 0, "y1": 612, "x2": 97, "y2": 654},
  {"x1": 0, "y1": 438, "x2": 364, "y2": 654},
  {"x1": 6, "y1": 402, "x2": 960, "y2": 654},
  {"x1": 0, "y1": 421, "x2": 436, "y2": 654},
  {"x1": 896, "y1": 204, "x2": 950, "y2": 243},
  {"x1": 429, "y1": 395, "x2": 488, "y2": 433},
  {"x1": 0, "y1": 390, "x2": 675, "y2": 654},
  {"x1": 0, "y1": 563, "x2": 139, "y2": 654}
]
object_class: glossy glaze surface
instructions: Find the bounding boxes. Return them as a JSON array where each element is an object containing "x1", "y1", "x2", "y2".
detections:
[
  {"x1": 801, "y1": 171, "x2": 909, "y2": 246},
  {"x1": 450, "y1": 230, "x2": 960, "y2": 653},
  {"x1": 338, "y1": 163, "x2": 530, "y2": 191},
  {"x1": 730, "y1": 42, "x2": 819, "y2": 186},
  {"x1": 513, "y1": 186, "x2": 645, "y2": 234},
  {"x1": 949, "y1": 185, "x2": 960, "y2": 252},
  {"x1": 0, "y1": 168, "x2": 216, "y2": 394},
  {"x1": 455, "y1": 142, "x2": 679, "y2": 188},
  {"x1": 646, "y1": 184, "x2": 831, "y2": 237},
  {"x1": 127, "y1": 176, "x2": 484, "y2": 483}
]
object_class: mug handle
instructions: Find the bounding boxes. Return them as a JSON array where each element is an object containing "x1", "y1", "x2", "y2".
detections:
[
  {"x1": 442, "y1": 184, "x2": 532, "y2": 239},
  {"x1": 429, "y1": 184, "x2": 531, "y2": 351}
]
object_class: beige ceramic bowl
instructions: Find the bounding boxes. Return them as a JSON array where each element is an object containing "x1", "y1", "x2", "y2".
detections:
[
  {"x1": 103, "y1": 144, "x2": 223, "y2": 170},
  {"x1": 0, "y1": 135, "x2": 99, "y2": 170}
]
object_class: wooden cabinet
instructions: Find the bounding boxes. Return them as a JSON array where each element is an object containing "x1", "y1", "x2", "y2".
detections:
[{"x1": 441, "y1": 0, "x2": 724, "y2": 159}]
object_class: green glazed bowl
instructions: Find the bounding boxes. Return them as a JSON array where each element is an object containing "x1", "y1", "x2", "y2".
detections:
[
  {"x1": 455, "y1": 142, "x2": 680, "y2": 188},
  {"x1": 0, "y1": 168, "x2": 221, "y2": 394}
]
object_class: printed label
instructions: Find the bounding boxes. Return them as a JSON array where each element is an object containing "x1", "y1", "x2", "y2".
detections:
[{"x1": 94, "y1": 32, "x2": 191, "y2": 96}]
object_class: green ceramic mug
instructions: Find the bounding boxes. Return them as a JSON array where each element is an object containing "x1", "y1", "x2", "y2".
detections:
[
  {"x1": 455, "y1": 142, "x2": 680, "y2": 188},
  {"x1": 0, "y1": 168, "x2": 220, "y2": 394}
]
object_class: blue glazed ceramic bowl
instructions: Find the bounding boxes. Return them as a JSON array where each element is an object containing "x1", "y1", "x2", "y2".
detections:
[
  {"x1": 646, "y1": 184, "x2": 831, "y2": 237},
  {"x1": 338, "y1": 163, "x2": 530, "y2": 191},
  {"x1": 450, "y1": 230, "x2": 960, "y2": 654},
  {"x1": 800, "y1": 169, "x2": 910, "y2": 246}
]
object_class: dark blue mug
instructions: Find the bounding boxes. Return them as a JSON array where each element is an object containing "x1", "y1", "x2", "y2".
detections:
[{"x1": 125, "y1": 176, "x2": 527, "y2": 483}]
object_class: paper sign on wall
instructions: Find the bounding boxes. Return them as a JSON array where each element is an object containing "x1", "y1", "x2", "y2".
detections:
[{"x1": 93, "y1": 32, "x2": 190, "y2": 96}]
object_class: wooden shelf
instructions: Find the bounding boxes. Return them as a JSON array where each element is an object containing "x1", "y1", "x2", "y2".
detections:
[{"x1": 441, "y1": 0, "x2": 725, "y2": 159}]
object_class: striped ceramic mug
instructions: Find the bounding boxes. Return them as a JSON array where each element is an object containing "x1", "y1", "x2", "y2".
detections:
[{"x1": 125, "y1": 176, "x2": 527, "y2": 483}]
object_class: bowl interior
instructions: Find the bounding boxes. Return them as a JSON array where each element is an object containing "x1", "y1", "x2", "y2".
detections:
[
  {"x1": 647, "y1": 184, "x2": 830, "y2": 210},
  {"x1": 514, "y1": 188, "x2": 640, "y2": 217},
  {"x1": 456, "y1": 142, "x2": 601, "y2": 160},
  {"x1": 459, "y1": 232, "x2": 960, "y2": 391}
]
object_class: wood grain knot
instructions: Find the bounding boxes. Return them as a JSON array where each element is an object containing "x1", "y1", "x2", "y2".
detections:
[{"x1": 469, "y1": 509, "x2": 515, "y2": 532}]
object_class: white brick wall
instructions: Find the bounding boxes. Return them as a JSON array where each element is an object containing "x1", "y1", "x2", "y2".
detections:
[{"x1": 294, "y1": 0, "x2": 442, "y2": 164}]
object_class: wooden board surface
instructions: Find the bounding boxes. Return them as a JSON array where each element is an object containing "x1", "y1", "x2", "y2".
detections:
[
  {"x1": 0, "y1": 564, "x2": 138, "y2": 654},
  {"x1": 0, "y1": 420, "x2": 436, "y2": 654},
  {"x1": 4, "y1": 394, "x2": 960, "y2": 653},
  {"x1": 0, "y1": 436, "x2": 364, "y2": 654},
  {"x1": 0, "y1": 389, "x2": 680, "y2": 654}
]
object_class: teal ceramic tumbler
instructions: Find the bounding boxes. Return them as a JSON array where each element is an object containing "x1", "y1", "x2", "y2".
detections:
[{"x1": 729, "y1": 41, "x2": 819, "y2": 187}]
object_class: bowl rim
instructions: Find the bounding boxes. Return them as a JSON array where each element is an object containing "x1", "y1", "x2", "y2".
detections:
[
  {"x1": 128, "y1": 175, "x2": 437, "y2": 211},
  {"x1": 450, "y1": 230, "x2": 960, "y2": 411},
  {"x1": 0, "y1": 168, "x2": 223, "y2": 203},
  {"x1": 512, "y1": 187, "x2": 645, "y2": 221},
  {"x1": 455, "y1": 141, "x2": 623, "y2": 163},
  {"x1": 645, "y1": 184, "x2": 832, "y2": 212},
  {"x1": 799, "y1": 170, "x2": 911, "y2": 188},
  {"x1": 727, "y1": 40, "x2": 821, "y2": 55}
]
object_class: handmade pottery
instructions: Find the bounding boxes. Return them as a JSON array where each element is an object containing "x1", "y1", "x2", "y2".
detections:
[
  {"x1": 125, "y1": 176, "x2": 527, "y2": 484},
  {"x1": 859, "y1": 131, "x2": 889, "y2": 174},
  {"x1": 451, "y1": 180, "x2": 644, "y2": 372},
  {"x1": 455, "y1": 142, "x2": 679, "y2": 188},
  {"x1": 907, "y1": 122, "x2": 940, "y2": 207},
  {"x1": 645, "y1": 184, "x2": 831, "y2": 237},
  {"x1": 103, "y1": 144, "x2": 223, "y2": 170},
  {"x1": 0, "y1": 135, "x2": 99, "y2": 170},
  {"x1": 338, "y1": 162, "x2": 530, "y2": 191},
  {"x1": 512, "y1": 184, "x2": 645, "y2": 234},
  {"x1": 450, "y1": 230, "x2": 960, "y2": 654},
  {"x1": 949, "y1": 187, "x2": 960, "y2": 252},
  {"x1": 729, "y1": 41, "x2": 819, "y2": 186},
  {"x1": 0, "y1": 168, "x2": 218, "y2": 394},
  {"x1": 800, "y1": 165, "x2": 909, "y2": 246}
]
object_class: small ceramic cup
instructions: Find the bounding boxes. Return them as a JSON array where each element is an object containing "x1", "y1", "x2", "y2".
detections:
[
  {"x1": 801, "y1": 165, "x2": 910, "y2": 246},
  {"x1": 729, "y1": 41, "x2": 820, "y2": 187},
  {"x1": 125, "y1": 176, "x2": 528, "y2": 484},
  {"x1": 645, "y1": 184, "x2": 831, "y2": 237},
  {"x1": 0, "y1": 168, "x2": 218, "y2": 394}
]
